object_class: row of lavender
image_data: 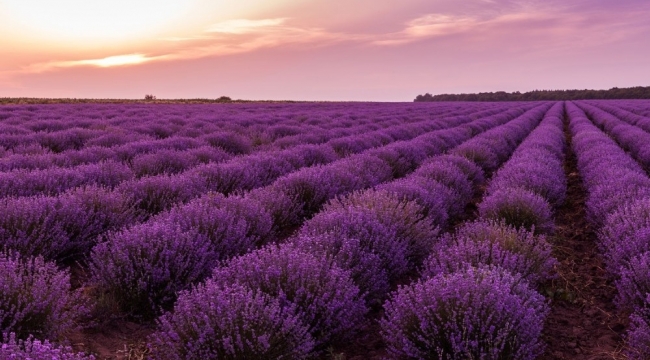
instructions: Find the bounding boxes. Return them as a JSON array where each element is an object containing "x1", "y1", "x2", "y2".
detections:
[
  {"x1": 567, "y1": 101, "x2": 650, "y2": 358},
  {"x1": 0, "y1": 103, "x2": 529, "y2": 264},
  {"x1": 140, "y1": 102, "x2": 559, "y2": 358},
  {"x1": 605, "y1": 100, "x2": 650, "y2": 118},
  {"x1": 380, "y1": 102, "x2": 565, "y2": 358},
  {"x1": 89, "y1": 103, "x2": 545, "y2": 324},
  {"x1": 0, "y1": 103, "x2": 502, "y2": 197},
  {"x1": 0, "y1": 102, "x2": 494, "y2": 157},
  {"x1": 0, "y1": 102, "x2": 492, "y2": 173},
  {"x1": 0, "y1": 102, "x2": 548, "y2": 358},
  {"x1": 0, "y1": 114, "x2": 456, "y2": 199}
]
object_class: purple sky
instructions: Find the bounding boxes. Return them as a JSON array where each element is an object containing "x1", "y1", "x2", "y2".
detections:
[{"x1": 1, "y1": 0, "x2": 649, "y2": 101}]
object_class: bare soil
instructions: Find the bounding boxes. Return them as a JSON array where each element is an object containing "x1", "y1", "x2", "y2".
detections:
[{"x1": 538, "y1": 113, "x2": 628, "y2": 359}]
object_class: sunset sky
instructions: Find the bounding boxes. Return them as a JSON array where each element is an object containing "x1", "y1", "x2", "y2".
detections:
[{"x1": 1, "y1": 0, "x2": 649, "y2": 101}]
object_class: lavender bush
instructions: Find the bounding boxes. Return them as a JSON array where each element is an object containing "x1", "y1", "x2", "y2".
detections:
[
  {"x1": 267, "y1": 166, "x2": 362, "y2": 223},
  {"x1": 246, "y1": 186, "x2": 303, "y2": 230},
  {"x1": 412, "y1": 160, "x2": 474, "y2": 205},
  {"x1": 292, "y1": 233, "x2": 390, "y2": 305},
  {"x1": 479, "y1": 188, "x2": 555, "y2": 234},
  {"x1": 200, "y1": 131, "x2": 253, "y2": 154},
  {"x1": 148, "y1": 284, "x2": 314, "y2": 360},
  {"x1": 380, "y1": 266, "x2": 549, "y2": 360},
  {"x1": 376, "y1": 177, "x2": 453, "y2": 226},
  {"x1": 299, "y1": 206, "x2": 409, "y2": 283},
  {"x1": 0, "y1": 196, "x2": 83, "y2": 261},
  {"x1": 585, "y1": 173, "x2": 650, "y2": 225},
  {"x1": 89, "y1": 222, "x2": 214, "y2": 319},
  {"x1": 451, "y1": 103, "x2": 549, "y2": 174},
  {"x1": 130, "y1": 146, "x2": 229, "y2": 177},
  {"x1": 366, "y1": 142, "x2": 430, "y2": 178},
  {"x1": 452, "y1": 143, "x2": 500, "y2": 173},
  {"x1": 210, "y1": 244, "x2": 368, "y2": 348},
  {"x1": 422, "y1": 220, "x2": 556, "y2": 286},
  {"x1": 0, "y1": 252, "x2": 88, "y2": 340},
  {"x1": 600, "y1": 198, "x2": 650, "y2": 274},
  {"x1": 61, "y1": 186, "x2": 141, "y2": 258},
  {"x1": 487, "y1": 151, "x2": 566, "y2": 207},
  {"x1": 117, "y1": 173, "x2": 206, "y2": 215},
  {"x1": 615, "y1": 251, "x2": 650, "y2": 311},
  {"x1": 431, "y1": 154, "x2": 485, "y2": 188},
  {"x1": 156, "y1": 193, "x2": 273, "y2": 260},
  {"x1": 627, "y1": 297, "x2": 650, "y2": 360},
  {"x1": 0, "y1": 333, "x2": 95, "y2": 360},
  {"x1": 0, "y1": 187, "x2": 139, "y2": 262},
  {"x1": 323, "y1": 189, "x2": 439, "y2": 270},
  {"x1": 0, "y1": 160, "x2": 133, "y2": 198}
]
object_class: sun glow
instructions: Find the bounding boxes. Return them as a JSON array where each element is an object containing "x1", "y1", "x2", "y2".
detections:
[
  {"x1": 2, "y1": 0, "x2": 194, "y2": 42},
  {"x1": 75, "y1": 54, "x2": 154, "y2": 67}
]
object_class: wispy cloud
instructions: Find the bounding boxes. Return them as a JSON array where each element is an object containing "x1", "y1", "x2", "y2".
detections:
[
  {"x1": 162, "y1": 24, "x2": 349, "y2": 61},
  {"x1": 23, "y1": 53, "x2": 165, "y2": 73},
  {"x1": 206, "y1": 18, "x2": 287, "y2": 34},
  {"x1": 371, "y1": 1, "x2": 648, "y2": 49},
  {"x1": 373, "y1": 14, "x2": 478, "y2": 45},
  {"x1": 17, "y1": 18, "x2": 353, "y2": 75}
]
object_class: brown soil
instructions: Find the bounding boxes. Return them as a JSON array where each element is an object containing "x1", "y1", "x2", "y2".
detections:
[
  {"x1": 539, "y1": 112, "x2": 628, "y2": 359},
  {"x1": 69, "y1": 321, "x2": 154, "y2": 360},
  {"x1": 328, "y1": 308, "x2": 388, "y2": 360}
]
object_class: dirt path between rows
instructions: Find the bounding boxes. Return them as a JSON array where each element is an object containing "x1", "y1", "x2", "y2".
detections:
[{"x1": 539, "y1": 109, "x2": 627, "y2": 359}]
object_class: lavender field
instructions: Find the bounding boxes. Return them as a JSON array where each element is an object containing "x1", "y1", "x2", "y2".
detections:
[{"x1": 2, "y1": 100, "x2": 650, "y2": 359}]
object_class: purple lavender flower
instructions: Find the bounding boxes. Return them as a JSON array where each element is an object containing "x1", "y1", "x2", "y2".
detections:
[
  {"x1": 600, "y1": 198, "x2": 650, "y2": 273},
  {"x1": 210, "y1": 244, "x2": 368, "y2": 349},
  {"x1": 323, "y1": 189, "x2": 439, "y2": 270},
  {"x1": 155, "y1": 193, "x2": 273, "y2": 259},
  {"x1": 299, "y1": 205, "x2": 409, "y2": 283},
  {"x1": 627, "y1": 296, "x2": 650, "y2": 360},
  {"x1": 422, "y1": 220, "x2": 556, "y2": 286},
  {"x1": 376, "y1": 177, "x2": 453, "y2": 227},
  {"x1": 148, "y1": 283, "x2": 314, "y2": 360},
  {"x1": 0, "y1": 333, "x2": 95, "y2": 360},
  {"x1": 0, "y1": 160, "x2": 133, "y2": 198},
  {"x1": 0, "y1": 186, "x2": 140, "y2": 262},
  {"x1": 89, "y1": 222, "x2": 215, "y2": 319},
  {"x1": 479, "y1": 188, "x2": 555, "y2": 234},
  {"x1": 380, "y1": 266, "x2": 549, "y2": 360},
  {"x1": 292, "y1": 232, "x2": 391, "y2": 305},
  {"x1": 616, "y1": 251, "x2": 650, "y2": 312},
  {"x1": 117, "y1": 173, "x2": 206, "y2": 215},
  {"x1": 246, "y1": 186, "x2": 303, "y2": 229},
  {"x1": 429, "y1": 154, "x2": 485, "y2": 188},
  {"x1": 200, "y1": 131, "x2": 253, "y2": 154},
  {"x1": 452, "y1": 143, "x2": 500, "y2": 173},
  {"x1": 0, "y1": 251, "x2": 89, "y2": 340},
  {"x1": 487, "y1": 149, "x2": 567, "y2": 207},
  {"x1": 413, "y1": 159, "x2": 474, "y2": 205}
]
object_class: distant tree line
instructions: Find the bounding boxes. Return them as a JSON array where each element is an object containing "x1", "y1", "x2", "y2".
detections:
[{"x1": 414, "y1": 86, "x2": 650, "y2": 102}]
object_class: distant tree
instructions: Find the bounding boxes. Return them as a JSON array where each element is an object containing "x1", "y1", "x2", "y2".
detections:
[
  {"x1": 414, "y1": 86, "x2": 650, "y2": 102},
  {"x1": 216, "y1": 96, "x2": 232, "y2": 102},
  {"x1": 144, "y1": 94, "x2": 156, "y2": 101}
]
